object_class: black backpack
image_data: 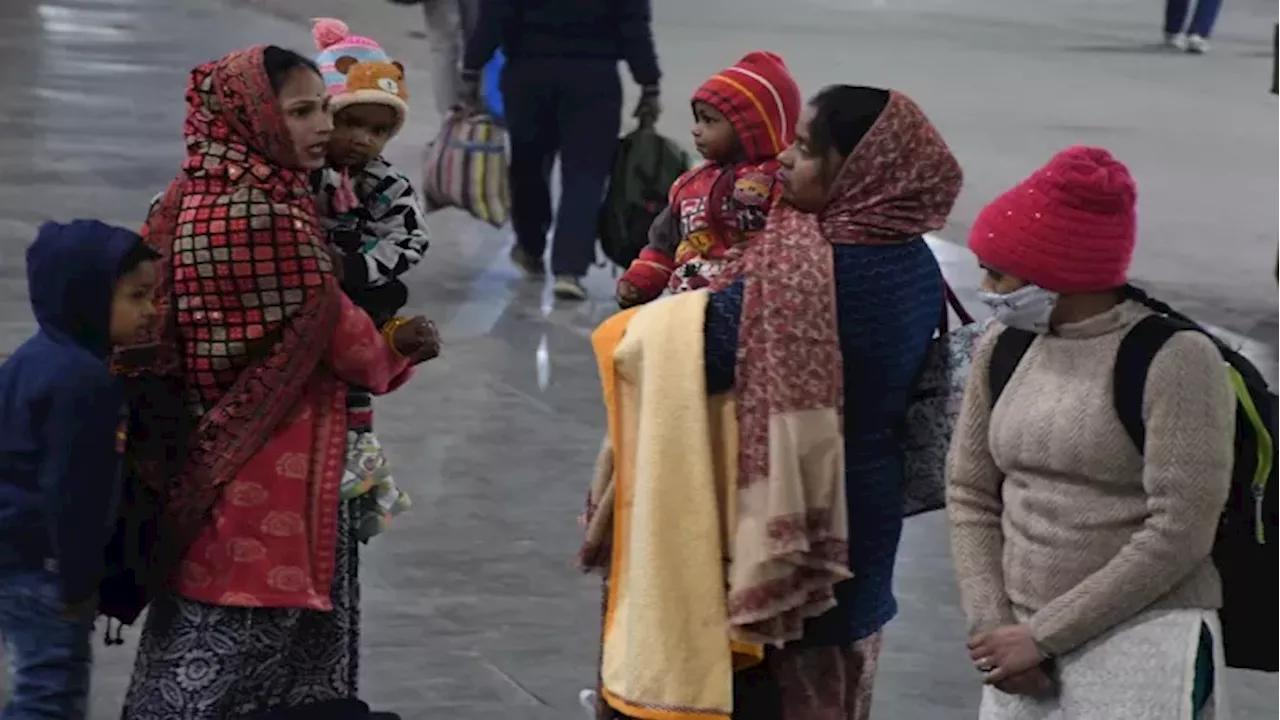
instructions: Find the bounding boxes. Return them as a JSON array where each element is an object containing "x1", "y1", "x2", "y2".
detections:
[
  {"x1": 597, "y1": 126, "x2": 690, "y2": 269},
  {"x1": 988, "y1": 289, "x2": 1277, "y2": 673},
  {"x1": 99, "y1": 374, "x2": 190, "y2": 635}
]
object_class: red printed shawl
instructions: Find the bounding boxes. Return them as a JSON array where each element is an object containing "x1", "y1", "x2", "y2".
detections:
[
  {"x1": 710, "y1": 91, "x2": 963, "y2": 645},
  {"x1": 117, "y1": 47, "x2": 349, "y2": 606}
]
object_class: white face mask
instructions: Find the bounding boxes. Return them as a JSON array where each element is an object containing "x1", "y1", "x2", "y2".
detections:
[{"x1": 976, "y1": 284, "x2": 1060, "y2": 334}]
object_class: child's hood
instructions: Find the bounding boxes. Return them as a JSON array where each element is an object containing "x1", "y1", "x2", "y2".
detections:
[{"x1": 27, "y1": 219, "x2": 140, "y2": 355}]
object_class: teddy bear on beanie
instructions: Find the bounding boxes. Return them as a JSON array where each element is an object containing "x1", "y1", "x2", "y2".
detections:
[{"x1": 313, "y1": 17, "x2": 410, "y2": 135}]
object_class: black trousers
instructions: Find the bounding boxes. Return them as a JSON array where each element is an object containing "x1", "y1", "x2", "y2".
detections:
[{"x1": 501, "y1": 57, "x2": 622, "y2": 277}]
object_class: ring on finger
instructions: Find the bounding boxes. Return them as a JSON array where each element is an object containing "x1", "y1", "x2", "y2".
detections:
[{"x1": 977, "y1": 659, "x2": 996, "y2": 673}]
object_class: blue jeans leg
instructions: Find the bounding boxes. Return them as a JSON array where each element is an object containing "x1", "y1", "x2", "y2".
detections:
[
  {"x1": 1188, "y1": 0, "x2": 1221, "y2": 37},
  {"x1": 1164, "y1": 0, "x2": 1190, "y2": 34},
  {"x1": 0, "y1": 571, "x2": 93, "y2": 720}
]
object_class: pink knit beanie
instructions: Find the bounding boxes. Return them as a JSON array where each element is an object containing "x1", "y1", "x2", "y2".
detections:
[
  {"x1": 312, "y1": 18, "x2": 408, "y2": 134},
  {"x1": 968, "y1": 146, "x2": 1137, "y2": 294}
]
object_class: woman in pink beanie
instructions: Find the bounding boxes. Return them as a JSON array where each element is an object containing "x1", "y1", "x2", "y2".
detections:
[{"x1": 947, "y1": 147, "x2": 1236, "y2": 717}]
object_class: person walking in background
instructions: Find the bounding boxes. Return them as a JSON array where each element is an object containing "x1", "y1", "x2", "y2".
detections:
[
  {"x1": 1164, "y1": 0, "x2": 1221, "y2": 54},
  {"x1": 947, "y1": 147, "x2": 1234, "y2": 718},
  {"x1": 423, "y1": 0, "x2": 477, "y2": 118},
  {"x1": 386, "y1": 0, "x2": 477, "y2": 118},
  {"x1": 459, "y1": 0, "x2": 663, "y2": 301}
]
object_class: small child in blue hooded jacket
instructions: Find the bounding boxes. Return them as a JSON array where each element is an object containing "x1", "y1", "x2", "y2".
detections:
[{"x1": 0, "y1": 220, "x2": 158, "y2": 719}]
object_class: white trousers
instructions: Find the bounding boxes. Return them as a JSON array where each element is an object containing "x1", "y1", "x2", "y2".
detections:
[{"x1": 979, "y1": 610, "x2": 1227, "y2": 720}]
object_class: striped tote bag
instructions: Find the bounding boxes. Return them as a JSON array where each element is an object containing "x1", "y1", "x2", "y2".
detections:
[{"x1": 422, "y1": 113, "x2": 510, "y2": 228}]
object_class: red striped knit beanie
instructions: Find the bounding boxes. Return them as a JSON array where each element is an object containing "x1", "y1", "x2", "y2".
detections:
[
  {"x1": 968, "y1": 146, "x2": 1137, "y2": 294},
  {"x1": 692, "y1": 51, "x2": 801, "y2": 163}
]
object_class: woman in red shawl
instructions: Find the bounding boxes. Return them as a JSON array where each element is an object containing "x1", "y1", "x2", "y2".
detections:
[{"x1": 116, "y1": 46, "x2": 437, "y2": 720}]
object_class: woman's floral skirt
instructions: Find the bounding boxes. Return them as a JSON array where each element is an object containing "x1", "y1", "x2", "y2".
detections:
[{"x1": 120, "y1": 500, "x2": 361, "y2": 720}]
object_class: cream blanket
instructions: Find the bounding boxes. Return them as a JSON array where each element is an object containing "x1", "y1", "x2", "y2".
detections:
[{"x1": 592, "y1": 292, "x2": 761, "y2": 720}]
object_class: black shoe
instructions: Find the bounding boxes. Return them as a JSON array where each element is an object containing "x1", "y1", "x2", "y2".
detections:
[{"x1": 510, "y1": 245, "x2": 546, "y2": 278}]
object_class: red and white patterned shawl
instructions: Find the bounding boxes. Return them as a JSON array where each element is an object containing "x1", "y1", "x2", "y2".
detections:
[{"x1": 116, "y1": 46, "x2": 342, "y2": 559}]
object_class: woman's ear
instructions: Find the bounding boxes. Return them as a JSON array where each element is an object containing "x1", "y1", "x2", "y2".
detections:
[{"x1": 821, "y1": 148, "x2": 846, "y2": 190}]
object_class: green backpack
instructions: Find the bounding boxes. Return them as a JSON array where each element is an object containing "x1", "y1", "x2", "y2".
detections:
[{"x1": 597, "y1": 126, "x2": 691, "y2": 269}]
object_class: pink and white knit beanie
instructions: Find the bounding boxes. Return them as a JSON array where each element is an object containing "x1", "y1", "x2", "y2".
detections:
[{"x1": 312, "y1": 18, "x2": 409, "y2": 131}]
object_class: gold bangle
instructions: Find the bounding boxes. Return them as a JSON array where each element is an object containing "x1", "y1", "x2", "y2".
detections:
[{"x1": 381, "y1": 317, "x2": 411, "y2": 358}]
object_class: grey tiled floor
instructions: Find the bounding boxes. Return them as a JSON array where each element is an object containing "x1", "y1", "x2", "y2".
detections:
[{"x1": 0, "y1": 0, "x2": 1274, "y2": 717}]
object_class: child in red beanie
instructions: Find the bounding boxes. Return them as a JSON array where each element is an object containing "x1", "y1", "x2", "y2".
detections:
[{"x1": 616, "y1": 51, "x2": 801, "y2": 307}]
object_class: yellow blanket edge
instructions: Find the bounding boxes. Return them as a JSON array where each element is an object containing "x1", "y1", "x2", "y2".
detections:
[{"x1": 590, "y1": 295, "x2": 762, "y2": 720}]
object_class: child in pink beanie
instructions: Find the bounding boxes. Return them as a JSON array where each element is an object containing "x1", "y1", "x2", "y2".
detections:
[{"x1": 311, "y1": 17, "x2": 435, "y2": 541}]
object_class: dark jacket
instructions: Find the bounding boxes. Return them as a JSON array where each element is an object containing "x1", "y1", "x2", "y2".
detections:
[
  {"x1": 705, "y1": 239, "x2": 943, "y2": 645},
  {"x1": 0, "y1": 220, "x2": 135, "y2": 605},
  {"x1": 463, "y1": 0, "x2": 661, "y2": 87}
]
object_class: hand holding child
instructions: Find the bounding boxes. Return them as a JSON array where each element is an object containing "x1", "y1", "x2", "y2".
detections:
[
  {"x1": 390, "y1": 316, "x2": 441, "y2": 363},
  {"x1": 616, "y1": 249, "x2": 675, "y2": 308},
  {"x1": 616, "y1": 279, "x2": 648, "y2": 309}
]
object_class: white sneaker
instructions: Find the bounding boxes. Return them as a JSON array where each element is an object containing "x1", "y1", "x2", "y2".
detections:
[
  {"x1": 1186, "y1": 34, "x2": 1209, "y2": 54},
  {"x1": 578, "y1": 689, "x2": 598, "y2": 717},
  {"x1": 554, "y1": 275, "x2": 588, "y2": 301},
  {"x1": 1165, "y1": 32, "x2": 1189, "y2": 51}
]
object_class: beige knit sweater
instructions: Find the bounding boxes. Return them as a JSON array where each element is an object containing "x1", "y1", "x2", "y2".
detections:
[{"x1": 946, "y1": 301, "x2": 1235, "y2": 657}]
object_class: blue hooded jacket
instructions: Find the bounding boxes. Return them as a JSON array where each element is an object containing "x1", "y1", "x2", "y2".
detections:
[{"x1": 0, "y1": 220, "x2": 139, "y2": 605}]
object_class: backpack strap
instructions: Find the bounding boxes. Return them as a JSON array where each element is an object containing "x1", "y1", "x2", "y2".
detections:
[
  {"x1": 1112, "y1": 314, "x2": 1190, "y2": 452},
  {"x1": 938, "y1": 280, "x2": 973, "y2": 335},
  {"x1": 988, "y1": 328, "x2": 1037, "y2": 409}
]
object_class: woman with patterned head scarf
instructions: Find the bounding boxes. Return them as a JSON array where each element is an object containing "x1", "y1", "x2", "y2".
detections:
[
  {"x1": 115, "y1": 45, "x2": 438, "y2": 720},
  {"x1": 586, "y1": 86, "x2": 962, "y2": 719}
]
